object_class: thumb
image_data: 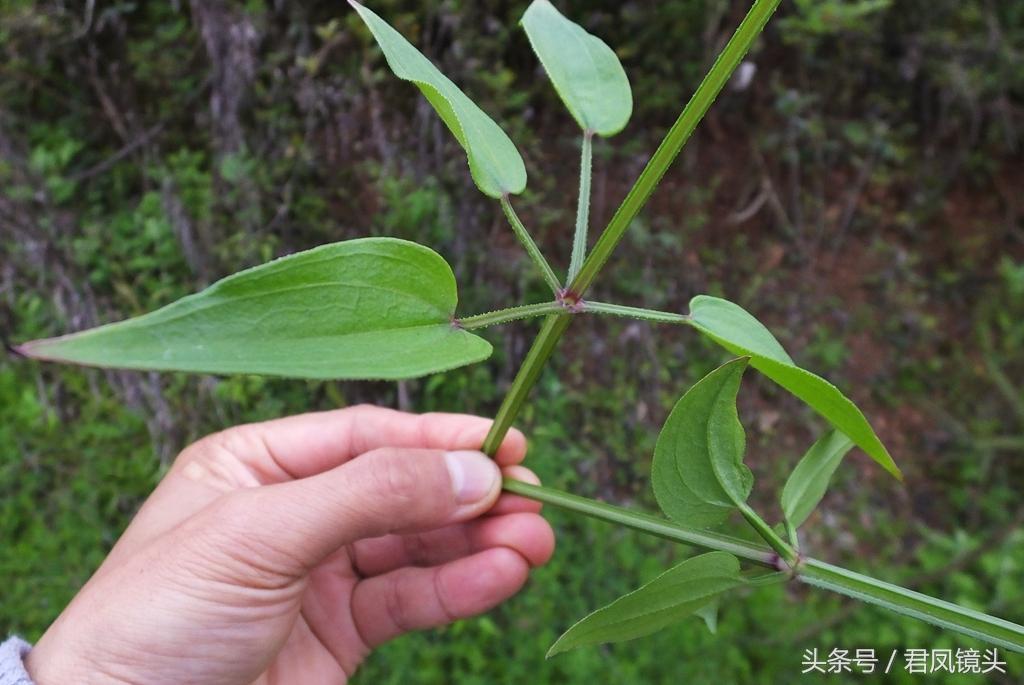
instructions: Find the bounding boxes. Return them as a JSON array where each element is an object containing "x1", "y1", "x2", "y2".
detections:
[{"x1": 200, "y1": 447, "x2": 502, "y2": 573}]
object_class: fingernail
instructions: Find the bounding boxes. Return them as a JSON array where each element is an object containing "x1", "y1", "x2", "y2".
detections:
[{"x1": 445, "y1": 450, "x2": 499, "y2": 504}]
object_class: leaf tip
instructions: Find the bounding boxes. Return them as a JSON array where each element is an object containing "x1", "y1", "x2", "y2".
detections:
[
  {"x1": 725, "y1": 355, "x2": 752, "y2": 372},
  {"x1": 888, "y1": 461, "x2": 905, "y2": 483},
  {"x1": 13, "y1": 338, "x2": 46, "y2": 360},
  {"x1": 872, "y1": 443, "x2": 903, "y2": 482},
  {"x1": 7, "y1": 342, "x2": 30, "y2": 359}
]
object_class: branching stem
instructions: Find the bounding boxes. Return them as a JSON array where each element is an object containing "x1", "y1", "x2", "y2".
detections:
[
  {"x1": 482, "y1": 0, "x2": 783, "y2": 458},
  {"x1": 467, "y1": 0, "x2": 1023, "y2": 659},
  {"x1": 505, "y1": 479, "x2": 1024, "y2": 653}
]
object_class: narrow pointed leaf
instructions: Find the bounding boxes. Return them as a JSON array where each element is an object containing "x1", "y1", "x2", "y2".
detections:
[
  {"x1": 687, "y1": 295, "x2": 902, "y2": 481},
  {"x1": 547, "y1": 552, "x2": 744, "y2": 656},
  {"x1": 521, "y1": 0, "x2": 632, "y2": 136},
  {"x1": 351, "y1": 1, "x2": 526, "y2": 198},
  {"x1": 652, "y1": 358, "x2": 752, "y2": 528},
  {"x1": 18, "y1": 238, "x2": 492, "y2": 380},
  {"x1": 781, "y1": 430, "x2": 854, "y2": 529}
]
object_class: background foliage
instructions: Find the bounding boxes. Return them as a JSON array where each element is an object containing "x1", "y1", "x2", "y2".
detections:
[{"x1": 1, "y1": 1, "x2": 1022, "y2": 682}]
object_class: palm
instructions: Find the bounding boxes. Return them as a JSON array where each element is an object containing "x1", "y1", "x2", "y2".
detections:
[
  {"x1": 261, "y1": 552, "x2": 363, "y2": 683},
  {"x1": 47, "y1": 408, "x2": 554, "y2": 685}
]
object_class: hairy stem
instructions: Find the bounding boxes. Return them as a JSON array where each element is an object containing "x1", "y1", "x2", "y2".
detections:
[
  {"x1": 584, "y1": 301, "x2": 689, "y2": 324},
  {"x1": 569, "y1": 0, "x2": 783, "y2": 295},
  {"x1": 502, "y1": 479, "x2": 776, "y2": 565},
  {"x1": 459, "y1": 302, "x2": 565, "y2": 330},
  {"x1": 462, "y1": 300, "x2": 691, "y2": 330},
  {"x1": 481, "y1": 314, "x2": 572, "y2": 455},
  {"x1": 481, "y1": 0, "x2": 780, "y2": 457},
  {"x1": 505, "y1": 479, "x2": 1024, "y2": 654},
  {"x1": 500, "y1": 196, "x2": 562, "y2": 295},
  {"x1": 567, "y1": 131, "x2": 594, "y2": 284},
  {"x1": 798, "y1": 559, "x2": 1024, "y2": 654}
]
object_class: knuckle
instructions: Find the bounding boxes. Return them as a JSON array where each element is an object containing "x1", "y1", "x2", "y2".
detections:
[
  {"x1": 383, "y1": 573, "x2": 414, "y2": 633},
  {"x1": 354, "y1": 448, "x2": 451, "y2": 529},
  {"x1": 372, "y1": 451, "x2": 424, "y2": 505},
  {"x1": 348, "y1": 403, "x2": 387, "y2": 421},
  {"x1": 432, "y1": 568, "x2": 459, "y2": 624},
  {"x1": 173, "y1": 427, "x2": 270, "y2": 490}
]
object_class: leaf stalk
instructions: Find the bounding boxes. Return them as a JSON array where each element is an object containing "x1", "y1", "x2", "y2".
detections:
[
  {"x1": 458, "y1": 302, "x2": 566, "y2": 330},
  {"x1": 567, "y1": 131, "x2": 593, "y2": 284},
  {"x1": 568, "y1": 0, "x2": 783, "y2": 295},
  {"x1": 738, "y1": 502, "x2": 798, "y2": 567},
  {"x1": 500, "y1": 196, "x2": 562, "y2": 295}
]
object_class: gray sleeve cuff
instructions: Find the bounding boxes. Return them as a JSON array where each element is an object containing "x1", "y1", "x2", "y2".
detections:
[{"x1": 0, "y1": 638, "x2": 34, "y2": 685}]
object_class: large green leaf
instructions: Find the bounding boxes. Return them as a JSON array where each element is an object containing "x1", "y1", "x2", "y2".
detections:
[
  {"x1": 18, "y1": 238, "x2": 492, "y2": 380},
  {"x1": 350, "y1": 1, "x2": 526, "y2": 198},
  {"x1": 521, "y1": 0, "x2": 632, "y2": 136},
  {"x1": 652, "y1": 358, "x2": 752, "y2": 528},
  {"x1": 687, "y1": 295, "x2": 902, "y2": 481},
  {"x1": 781, "y1": 429, "x2": 854, "y2": 529},
  {"x1": 547, "y1": 551, "x2": 744, "y2": 656}
]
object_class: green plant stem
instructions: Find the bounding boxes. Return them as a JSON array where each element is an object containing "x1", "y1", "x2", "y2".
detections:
[
  {"x1": 500, "y1": 196, "x2": 562, "y2": 295},
  {"x1": 584, "y1": 301, "x2": 689, "y2": 324},
  {"x1": 505, "y1": 479, "x2": 1024, "y2": 654},
  {"x1": 459, "y1": 302, "x2": 565, "y2": 330},
  {"x1": 482, "y1": 314, "x2": 572, "y2": 455},
  {"x1": 785, "y1": 519, "x2": 800, "y2": 551},
  {"x1": 482, "y1": 0, "x2": 780, "y2": 458},
  {"x1": 502, "y1": 479, "x2": 776, "y2": 565},
  {"x1": 568, "y1": 0, "x2": 782, "y2": 296},
  {"x1": 738, "y1": 503, "x2": 798, "y2": 567},
  {"x1": 798, "y1": 558, "x2": 1024, "y2": 654},
  {"x1": 463, "y1": 300, "x2": 689, "y2": 330},
  {"x1": 567, "y1": 131, "x2": 593, "y2": 284}
]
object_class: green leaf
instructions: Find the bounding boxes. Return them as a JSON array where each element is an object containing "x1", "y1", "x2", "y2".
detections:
[
  {"x1": 687, "y1": 295, "x2": 902, "y2": 481},
  {"x1": 547, "y1": 551, "x2": 744, "y2": 656},
  {"x1": 781, "y1": 429, "x2": 854, "y2": 529},
  {"x1": 350, "y1": 1, "x2": 526, "y2": 198},
  {"x1": 18, "y1": 238, "x2": 492, "y2": 380},
  {"x1": 521, "y1": 0, "x2": 632, "y2": 136},
  {"x1": 652, "y1": 358, "x2": 753, "y2": 528},
  {"x1": 695, "y1": 600, "x2": 719, "y2": 634}
]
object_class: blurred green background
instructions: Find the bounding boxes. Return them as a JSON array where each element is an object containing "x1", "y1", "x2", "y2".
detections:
[{"x1": 1, "y1": 1, "x2": 1022, "y2": 682}]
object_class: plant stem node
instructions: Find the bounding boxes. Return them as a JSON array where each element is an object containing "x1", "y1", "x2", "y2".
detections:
[{"x1": 557, "y1": 289, "x2": 585, "y2": 313}]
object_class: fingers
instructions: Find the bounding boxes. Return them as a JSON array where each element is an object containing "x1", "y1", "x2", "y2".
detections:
[
  {"x1": 176, "y1": 405, "x2": 528, "y2": 484},
  {"x1": 351, "y1": 512, "x2": 554, "y2": 577},
  {"x1": 350, "y1": 547, "x2": 531, "y2": 648},
  {"x1": 349, "y1": 465, "x2": 546, "y2": 576},
  {"x1": 197, "y1": 447, "x2": 505, "y2": 574},
  {"x1": 487, "y1": 465, "x2": 542, "y2": 517},
  {"x1": 111, "y1": 408, "x2": 527, "y2": 566}
]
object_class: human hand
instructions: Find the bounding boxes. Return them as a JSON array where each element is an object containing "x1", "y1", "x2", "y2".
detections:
[{"x1": 25, "y1": 406, "x2": 554, "y2": 684}]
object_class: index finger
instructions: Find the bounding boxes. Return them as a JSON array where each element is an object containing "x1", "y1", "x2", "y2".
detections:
[{"x1": 176, "y1": 405, "x2": 528, "y2": 482}]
